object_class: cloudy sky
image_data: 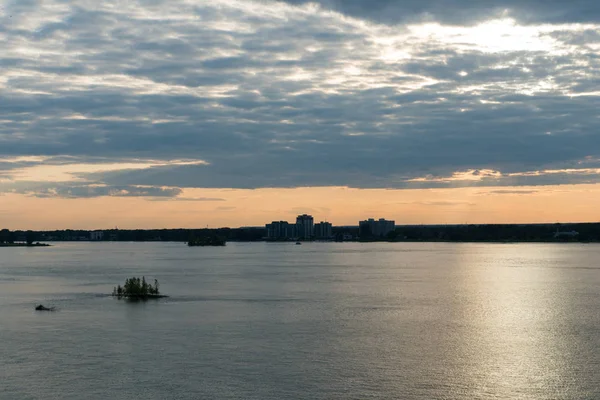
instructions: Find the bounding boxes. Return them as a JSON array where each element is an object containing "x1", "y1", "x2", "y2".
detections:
[{"x1": 2, "y1": 0, "x2": 600, "y2": 229}]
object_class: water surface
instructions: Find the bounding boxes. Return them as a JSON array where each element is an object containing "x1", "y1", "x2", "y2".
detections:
[{"x1": 1, "y1": 242, "x2": 600, "y2": 399}]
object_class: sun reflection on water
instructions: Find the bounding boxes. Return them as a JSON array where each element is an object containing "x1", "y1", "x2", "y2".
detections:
[{"x1": 449, "y1": 244, "x2": 583, "y2": 398}]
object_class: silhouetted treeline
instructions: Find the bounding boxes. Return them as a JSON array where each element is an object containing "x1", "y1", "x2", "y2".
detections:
[
  {"x1": 28, "y1": 227, "x2": 266, "y2": 242},
  {"x1": 384, "y1": 223, "x2": 600, "y2": 242},
  {"x1": 0, "y1": 229, "x2": 38, "y2": 245},
  {"x1": 3, "y1": 223, "x2": 600, "y2": 243},
  {"x1": 188, "y1": 235, "x2": 226, "y2": 246}
]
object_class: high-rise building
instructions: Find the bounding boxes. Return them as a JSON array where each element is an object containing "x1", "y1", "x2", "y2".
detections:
[
  {"x1": 359, "y1": 218, "x2": 395, "y2": 238},
  {"x1": 314, "y1": 222, "x2": 333, "y2": 239},
  {"x1": 296, "y1": 214, "x2": 314, "y2": 239},
  {"x1": 266, "y1": 221, "x2": 297, "y2": 240}
]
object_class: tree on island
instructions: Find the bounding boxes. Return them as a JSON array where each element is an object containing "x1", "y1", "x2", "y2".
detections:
[{"x1": 112, "y1": 276, "x2": 165, "y2": 299}]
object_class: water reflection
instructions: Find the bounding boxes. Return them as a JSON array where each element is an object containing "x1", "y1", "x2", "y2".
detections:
[{"x1": 449, "y1": 244, "x2": 584, "y2": 399}]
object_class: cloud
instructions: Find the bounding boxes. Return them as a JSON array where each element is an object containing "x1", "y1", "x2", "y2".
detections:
[
  {"x1": 0, "y1": 156, "x2": 210, "y2": 198},
  {"x1": 163, "y1": 197, "x2": 226, "y2": 202},
  {"x1": 288, "y1": 207, "x2": 318, "y2": 214},
  {"x1": 18, "y1": 184, "x2": 182, "y2": 199},
  {"x1": 278, "y1": 0, "x2": 600, "y2": 24},
  {"x1": 216, "y1": 206, "x2": 237, "y2": 211},
  {"x1": 419, "y1": 201, "x2": 475, "y2": 206},
  {"x1": 0, "y1": 157, "x2": 207, "y2": 183},
  {"x1": 1, "y1": 1, "x2": 600, "y2": 190},
  {"x1": 396, "y1": 200, "x2": 476, "y2": 206},
  {"x1": 483, "y1": 190, "x2": 540, "y2": 195}
]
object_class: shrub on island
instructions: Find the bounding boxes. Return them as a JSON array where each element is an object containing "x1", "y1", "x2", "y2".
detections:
[{"x1": 112, "y1": 276, "x2": 167, "y2": 299}]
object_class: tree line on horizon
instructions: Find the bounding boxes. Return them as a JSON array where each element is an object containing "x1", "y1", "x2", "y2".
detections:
[
  {"x1": 3, "y1": 223, "x2": 600, "y2": 243},
  {"x1": 0, "y1": 229, "x2": 38, "y2": 245},
  {"x1": 27, "y1": 228, "x2": 266, "y2": 242}
]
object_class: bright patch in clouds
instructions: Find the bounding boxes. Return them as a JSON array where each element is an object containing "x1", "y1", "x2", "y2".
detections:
[{"x1": 409, "y1": 18, "x2": 558, "y2": 53}]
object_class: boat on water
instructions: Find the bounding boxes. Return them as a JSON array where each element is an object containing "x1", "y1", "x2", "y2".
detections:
[
  {"x1": 295, "y1": 241, "x2": 301, "y2": 245},
  {"x1": 35, "y1": 305, "x2": 55, "y2": 311}
]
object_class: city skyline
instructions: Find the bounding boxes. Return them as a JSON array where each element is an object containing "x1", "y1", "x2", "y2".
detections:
[
  {"x1": 2, "y1": 1, "x2": 600, "y2": 227},
  {"x1": 266, "y1": 214, "x2": 335, "y2": 239},
  {"x1": 3, "y1": 217, "x2": 594, "y2": 244}
]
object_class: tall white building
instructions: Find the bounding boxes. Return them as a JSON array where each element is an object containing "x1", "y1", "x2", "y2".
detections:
[
  {"x1": 314, "y1": 222, "x2": 333, "y2": 239},
  {"x1": 266, "y1": 221, "x2": 297, "y2": 239},
  {"x1": 296, "y1": 214, "x2": 314, "y2": 239}
]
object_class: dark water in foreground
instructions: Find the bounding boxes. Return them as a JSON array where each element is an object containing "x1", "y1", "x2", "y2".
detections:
[{"x1": 2, "y1": 242, "x2": 600, "y2": 399}]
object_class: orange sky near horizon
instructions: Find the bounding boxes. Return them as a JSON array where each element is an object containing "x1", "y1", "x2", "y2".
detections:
[{"x1": 1, "y1": 184, "x2": 599, "y2": 230}]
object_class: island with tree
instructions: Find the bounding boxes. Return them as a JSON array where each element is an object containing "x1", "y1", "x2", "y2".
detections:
[{"x1": 112, "y1": 277, "x2": 168, "y2": 300}]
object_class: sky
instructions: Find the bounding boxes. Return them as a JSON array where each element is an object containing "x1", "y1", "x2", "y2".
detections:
[{"x1": 2, "y1": 0, "x2": 600, "y2": 229}]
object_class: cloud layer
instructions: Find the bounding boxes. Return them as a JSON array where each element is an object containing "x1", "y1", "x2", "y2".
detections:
[
  {"x1": 2, "y1": 0, "x2": 600, "y2": 197},
  {"x1": 281, "y1": 0, "x2": 600, "y2": 24}
]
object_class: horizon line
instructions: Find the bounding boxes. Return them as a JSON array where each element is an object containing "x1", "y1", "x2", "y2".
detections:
[{"x1": 6, "y1": 221, "x2": 600, "y2": 232}]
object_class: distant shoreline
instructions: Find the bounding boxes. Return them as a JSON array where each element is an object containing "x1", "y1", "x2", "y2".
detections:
[
  {"x1": 5, "y1": 222, "x2": 600, "y2": 244},
  {"x1": 34, "y1": 239, "x2": 600, "y2": 247},
  {"x1": 0, "y1": 243, "x2": 51, "y2": 247}
]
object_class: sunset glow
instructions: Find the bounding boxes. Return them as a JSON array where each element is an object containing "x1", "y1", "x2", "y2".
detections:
[{"x1": 2, "y1": 0, "x2": 600, "y2": 228}]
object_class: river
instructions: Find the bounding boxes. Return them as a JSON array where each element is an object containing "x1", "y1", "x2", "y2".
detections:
[{"x1": 2, "y1": 242, "x2": 600, "y2": 399}]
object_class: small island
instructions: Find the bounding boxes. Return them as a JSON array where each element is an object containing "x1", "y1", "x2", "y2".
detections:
[
  {"x1": 112, "y1": 277, "x2": 168, "y2": 300},
  {"x1": 0, "y1": 242, "x2": 50, "y2": 247},
  {"x1": 187, "y1": 235, "x2": 226, "y2": 246}
]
